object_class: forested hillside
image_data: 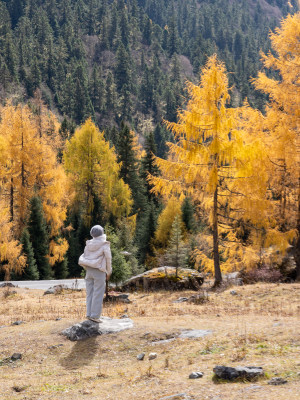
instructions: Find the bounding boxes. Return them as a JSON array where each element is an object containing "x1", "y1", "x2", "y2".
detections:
[
  {"x1": 0, "y1": 0, "x2": 298, "y2": 132},
  {"x1": 0, "y1": 1, "x2": 299, "y2": 284}
]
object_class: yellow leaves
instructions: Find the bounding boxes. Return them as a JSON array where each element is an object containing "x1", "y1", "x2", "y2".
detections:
[
  {"x1": 0, "y1": 201, "x2": 26, "y2": 279},
  {"x1": 48, "y1": 238, "x2": 69, "y2": 266},
  {"x1": 155, "y1": 197, "x2": 183, "y2": 246},
  {"x1": 63, "y1": 118, "x2": 132, "y2": 223}
]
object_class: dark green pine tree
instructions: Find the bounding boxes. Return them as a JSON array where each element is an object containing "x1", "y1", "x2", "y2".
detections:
[
  {"x1": 115, "y1": 42, "x2": 131, "y2": 92},
  {"x1": 28, "y1": 196, "x2": 53, "y2": 280},
  {"x1": 142, "y1": 16, "x2": 152, "y2": 45},
  {"x1": 53, "y1": 256, "x2": 68, "y2": 279},
  {"x1": 140, "y1": 131, "x2": 160, "y2": 204},
  {"x1": 167, "y1": 16, "x2": 179, "y2": 56},
  {"x1": 19, "y1": 228, "x2": 39, "y2": 280},
  {"x1": 105, "y1": 72, "x2": 117, "y2": 114},
  {"x1": 136, "y1": 201, "x2": 158, "y2": 265},
  {"x1": 140, "y1": 64, "x2": 153, "y2": 112},
  {"x1": 116, "y1": 122, "x2": 146, "y2": 214},
  {"x1": 181, "y1": 196, "x2": 196, "y2": 232},
  {"x1": 89, "y1": 65, "x2": 106, "y2": 113},
  {"x1": 72, "y1": 63, "x2": 94, "y2": 123}
]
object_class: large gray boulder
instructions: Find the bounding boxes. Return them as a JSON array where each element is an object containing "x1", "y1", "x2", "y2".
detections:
[
  {"x1": 62, "y1": 317, "x2": 133, "y2": 341},
  {"x1": 213, "y1": 366, "x2": 264, "y2": 381}
]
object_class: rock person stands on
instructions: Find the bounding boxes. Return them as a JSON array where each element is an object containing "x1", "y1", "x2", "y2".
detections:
[{"x1": 79, "y1": 225, "x2": 112, "y2": 323}]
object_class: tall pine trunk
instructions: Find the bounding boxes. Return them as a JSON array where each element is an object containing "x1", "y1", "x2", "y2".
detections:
[{"x1": 213, "y1": 185, "x2": 222, "y2": 286}]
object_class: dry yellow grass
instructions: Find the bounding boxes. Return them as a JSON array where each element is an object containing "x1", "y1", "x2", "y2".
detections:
[{"x1": 0, "y1": 283, "x2": 299, "y2": 400}]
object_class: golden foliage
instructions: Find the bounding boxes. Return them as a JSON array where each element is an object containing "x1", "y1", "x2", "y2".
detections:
[
  {"x1": 63, "y1": 118, "x2": 132, "y2": 224},
  {"x1": 0, "y1": 201, "x2": 26, "y2": 280},
  {"x1": 155, "y1": 197, "x2": 183, "y2": 246}
]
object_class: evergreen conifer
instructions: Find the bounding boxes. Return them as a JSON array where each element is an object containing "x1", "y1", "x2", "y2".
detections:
[{"x1": 28, "y1": 196, "x2": 53, "y2": 279}]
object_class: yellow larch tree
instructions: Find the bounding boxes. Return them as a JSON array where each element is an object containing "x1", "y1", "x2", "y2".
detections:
[
  {"x1": 150, "y1": 55, "x2": 271, "y2": 285},
  {"x1": 155, "y1": 196, "x2": 183, "y2": 246},
  {"x1": 0, "y1": 103, "x2": 40, "y2": 233},
  {"x1": 63, "y1": 118, "x2": 132, "y2": 226},
  {"x1": 0, "y1": 102, "x2": 69, "y2": 275},
  {"x1": 0, "y1": 200, "x2": 26, "y2": 280},
  {"x1": 251, "y1": 12, "x2": 300, "y2": 279}
]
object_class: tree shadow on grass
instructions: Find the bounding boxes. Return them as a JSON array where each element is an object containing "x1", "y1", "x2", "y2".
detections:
[{"x1": 59, "y1": 336, "x2": 99, "y2": 370}]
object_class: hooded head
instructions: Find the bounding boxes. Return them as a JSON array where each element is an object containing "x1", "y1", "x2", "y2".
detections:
[{"x1": 90, "y1": 225, "x2": 104, "y2": 238}]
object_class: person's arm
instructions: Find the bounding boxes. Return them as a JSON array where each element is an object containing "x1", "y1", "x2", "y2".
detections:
[{"x1": 104, "y1": 245, "x2": 112, "y2": 278}]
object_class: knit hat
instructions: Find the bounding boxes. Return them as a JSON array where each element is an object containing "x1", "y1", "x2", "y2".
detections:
[{"x1": 90, "y1": 225, "x2": 104, "y2": 238}]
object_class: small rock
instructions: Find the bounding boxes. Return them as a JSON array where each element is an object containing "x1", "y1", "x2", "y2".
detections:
[
  {"x1": 48, "y1": 344, "x2": 64, "y2": 349},
  {"x1": 12, "y1": 321, "x2": 24, "y2": 326},
  {"x1": 213, "y1": 366, "x2": 264, "y2": 381},
  {"x1": 273, "y1": 322, "x2": 282, "y2": 327},
  {"x1": 0, "y1": 282, "x2": 17, "y2": 288},
  {"x1": 230, "y1": 290, "x2": 238, "y2": 296},
  {"x1": 173, "y1": 297, "x2": 189, "y2": 303},
  {"x1": 189, "y1": 371, "x2": 203, "y2": 379},
  {"x1": 44, "y1": 284, "x2": 68, "y2": 295},
  {"x1": 137, "y1": 353, "x2": 145, "y2": 361},
  {"x1": 11, "y1": 353, "x2": 22, "y2": 361},
  {"x1": 158, "y1": 394, "x2": 192, "y2": 400},
  {"x1": 268, "y1": 377, "x2": 288, "y2": 385},
  {"x1": 179, "y1": 329, "x2": 212, "y2": 339},
  {"x1": 12, "y1": 386, "x2": 26, "y2": 392},
  {"x1": 148, "y1": 352, "x2": 157, "y2": 360}
]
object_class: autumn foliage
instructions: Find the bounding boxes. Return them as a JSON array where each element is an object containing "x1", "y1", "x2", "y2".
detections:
[{"x1": 0, "y1": 13, "x2": 299, "y2": 283}]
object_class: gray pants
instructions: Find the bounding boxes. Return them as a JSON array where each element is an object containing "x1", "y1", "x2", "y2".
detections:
[{"x1": 85, "y1": 267, "x2": 106, "y2": 319}]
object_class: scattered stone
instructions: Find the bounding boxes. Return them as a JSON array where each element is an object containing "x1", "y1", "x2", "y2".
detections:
[
  {"x1": 273, "y1": 322, "x2": 283, "y2": 327},
  {"x1": 224, "y1": 272, "x2": 243, "y2": 286},
  {"x1": 11, "y1": 353, "x2": 22, "y2": 361},
  {"x1": 55, "y1": 318, "x2": 62, "y2": 321},
  {"x1": 48, "y1": 344, "x2": 64, "y2": 349},
  {"x1": 12, "y1": 321, "x2": 24, "y2": 326},
  {"x1": 188, "y1": 293, "x2": 209, "y2": 304},
  {"x1": 189, "y1": 371, "x2": 203, "y2": 379},
  {"x1": 44, "y1": 284, "x2": 68, "y2": 295},
  {"x1": 105, "y1": 291, "x2": 131, "y2": 303},
  {"x1": 268, "y1": 377, "x2": 288, "y2": 385},
  {"x1": 179, "y1": 329, "x2": 212, "y2": 339},
  {"x1": 173, "y1": 297, "x2": 189, "y2": 303},
  {"x1": 158, "y1": 393, "x2": 192, "y2": 400},
  {"x1": 0, "y1": 282, "x2": 17, "y2": 288},
  {"x1": 12, "y1": 386, "x2": 26, "y2": 392},
  {"x1": 137, "y1": 353, "x2": 145, "y2": 361},
  {"x1": 62, "y1": 317, "x2": 134, "y2": 341},
  {"x1": 213, "y1": 366, "x2": 264, "y2": 381},
  {"x1": 151, "y1": 338, "x2": 176, "y2": 345},
  {"x1": 243, "y1": 384, "x2": 263, "y2": 391},
  {"x1": 148, "y1": 352, "x2": 157, "y2": 360},
  {"x1": 230, "y1": 290, "x2": 238, "y2": 296}
]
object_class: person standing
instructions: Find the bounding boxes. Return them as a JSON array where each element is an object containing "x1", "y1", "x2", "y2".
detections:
[{"x1": 78, "y1": 225, "x2": 112, "y2": 323}]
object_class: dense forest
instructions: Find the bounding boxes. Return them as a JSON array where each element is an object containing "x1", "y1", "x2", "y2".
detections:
[{"x1": 0, "y1": 1, "x2": 299, "y2": 284}]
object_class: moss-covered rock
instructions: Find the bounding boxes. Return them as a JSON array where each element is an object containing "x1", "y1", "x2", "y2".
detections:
[{"x1": 121, "y1": 267, "x2": 204, "y2": 292}]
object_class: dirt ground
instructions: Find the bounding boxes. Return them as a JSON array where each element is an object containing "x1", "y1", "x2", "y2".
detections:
[{"x1": 0, "y1": 282, "x2": 299, "y2": 400}]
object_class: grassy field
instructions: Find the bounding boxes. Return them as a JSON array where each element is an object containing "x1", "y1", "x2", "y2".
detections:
[{"x1": 0, "y1": 282, "x2": 299, "y2": 400}]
